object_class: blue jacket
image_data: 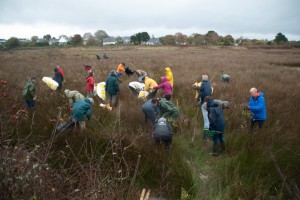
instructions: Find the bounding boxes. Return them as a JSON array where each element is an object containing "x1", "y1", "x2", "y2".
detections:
[
  {"x1": 72, "y1": 98, "x2": 93, "y2": 121},
  {"x1": 142, "y1": 99, "x2": 159, "y2": 124},
  {"x1": 198, "y1": 81, "x2": 212, "y2": 104},
  {"x1": 207, "y1": 100, "x2": 226, "y2": 132},
  {"x1": 248, "y1": 92, "x2": 266, "y2": 120},
  {"x1": 105, "y1": 74, "x2": 119, "y2": 95}
]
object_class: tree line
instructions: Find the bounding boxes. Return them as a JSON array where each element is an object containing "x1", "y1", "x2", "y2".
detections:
[{"x1": 1, "y1": 30, "x2": 296, "y2": 49}]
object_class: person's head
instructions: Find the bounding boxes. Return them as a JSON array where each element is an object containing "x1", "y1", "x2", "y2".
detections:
[
  {"x1": 54, "y1": 67, "x2": 58, "y2": 72},
  {"x1": 88, "y1": 71, "x2": 94, "y2": 76},
  {"x1": 88, "y1": 98, "x2": 94, "y2": 105},
  {"x1": 250, "y1": 87, "x2": 259, "y2": 97},
  {"x1": 151, "y1": 98, "x2": 159, "y2": 106},
  {"x1": 161, "y1": 76, "x2": 167, "y2": 82},
  {"x1": 122, "y1": 63, "x2": 125, "y2": 66},
  {"x1": 110, "y1": 70, "x2": 116, "y2": 76},
  {"x1": 165, "y1": 67, "x2": 171, "y2": 72},
  {"x1": 57, "y1": 65, "x2": 61, "y2": 69},
  {"x1": 202, "y1": 75, "x2": 208, "y2": 81},
  {"x1": 64, "y1": 89, "x2": 70, "y2": 96},
  {"x1": 204, "y1": 96, "x2": 213, "y2": 102}
]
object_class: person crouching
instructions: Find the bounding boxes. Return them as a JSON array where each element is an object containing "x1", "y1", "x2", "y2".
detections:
[{"x1": 152, "y1": 117, "x2": 173, "y2": 154}]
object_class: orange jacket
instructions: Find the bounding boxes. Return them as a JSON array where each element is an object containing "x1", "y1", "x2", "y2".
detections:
[{"x1": 117, "y1": 64, "x2": 125, "y2": 73}]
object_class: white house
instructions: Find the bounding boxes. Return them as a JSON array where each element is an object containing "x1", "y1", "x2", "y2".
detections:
[
  {"x1": 58, "y1": 37, "x2": 68, "y2": 45},
  {"x1": 103, "y1": 37, "x2": 117, "y2": 45},
  {"x1": 145, "y1": 38, "x2": 160, "y2": 45}
]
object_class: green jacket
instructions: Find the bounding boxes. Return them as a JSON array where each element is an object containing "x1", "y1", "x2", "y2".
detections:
[
  {"x1": 22, "y1": 80, "x2": 36, "y2": 100},
  {"x1": 159, "y1": 98, "x2": 180, "y2": 121},
  {"x1": 105, "y1": 74, "x2": 119, "y2": 95},
  {"x1": 72, "y1": 98, "x2": 93, "y2": 121},
  {"x1": 66, "y1": 91, "x2": 85, "y2": 106}
]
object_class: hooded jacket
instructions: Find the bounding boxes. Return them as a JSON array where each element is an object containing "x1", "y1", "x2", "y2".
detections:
[
  {"x1": 86, "y1": 75, "x2": 95, "y2": 92},
  {"x1": 159, "y1": 98, "x2": 180, "y2": 120},
  {"x1": 53, "y1": 68, "x2": 63, "y2": 86},
  {"x1": 165, "y1": 67, "x2": 174, "y2": 87},
  {"x1": 153, "y1": 77, "x2": 173, "y2": 95},
  {"x1": 117, "y1": 63, "x2": 125, "y2": 73},
  {"x1": 197, "y1": 80, "x2": 212, "y2": 104},
  {"x1": 153, "y1": 118, "x2": 172, "y2": 137},
  {"x1": 58, "y1": 68, "x2": 64, "y2": 76},
  {"x1": 207, "y1": 100, "x2": 226, "y2": 132},
  {"x1": 141, "y1": 99, "x2": 160, "y2": 124},
  {"x1": 66, "y1": 90, "x2": 85, "y2": 106},
  {"x1": 135, "y1": 70, "x2": 147, "y2": 77},
  {"x1": 144, "y1": 77, "x2": 158, "y2": 92},
  {"x1": 72, "y1": 98, "x2": 93, "y2": 121},
  {"x1": 248, "y1": 92, "x2": 266, "y2": 120},
  {"x1": 105, "y1": 73, "x2": 119, "y2": 95},
  {"x1": 22, "y1": 79, "x2": 36, "y2": 100}
]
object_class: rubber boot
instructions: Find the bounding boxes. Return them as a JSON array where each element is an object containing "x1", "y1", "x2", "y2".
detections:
[
  {"x1": 209, "y1": 143, "x2": 219, "y2": 156},
  {"x1": 220, "y1": 141, "x2": 225, "y2": 154}
]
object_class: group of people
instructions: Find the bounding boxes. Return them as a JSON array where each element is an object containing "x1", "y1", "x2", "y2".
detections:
[{"x1": 21, "y1": 63, "x2": 267, "y2": 156}]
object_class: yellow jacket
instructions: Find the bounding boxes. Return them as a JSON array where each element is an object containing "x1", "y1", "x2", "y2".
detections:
[
  {"x1": 165, "y1": 67, "x2": 174, "y2": 87},
  {"x1": 193, "y1": 82, "x2": 214, "y2": 99},
  {"x1": 144, "y1": 77, "x2": 158, "y2": 92}
]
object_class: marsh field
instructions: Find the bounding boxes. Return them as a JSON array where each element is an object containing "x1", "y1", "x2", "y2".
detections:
[{"x1": 0, "y1": 46, "x2": 299, "y2": 199}]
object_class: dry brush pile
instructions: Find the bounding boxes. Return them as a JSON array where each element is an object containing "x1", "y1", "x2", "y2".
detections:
[{"x1": 0, "y1": 46, "x2": 300, "y2": 199}]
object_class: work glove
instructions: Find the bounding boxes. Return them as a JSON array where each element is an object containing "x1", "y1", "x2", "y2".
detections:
[{"x1": 33, "y1": 96, "x2": 37, "y2": 101}]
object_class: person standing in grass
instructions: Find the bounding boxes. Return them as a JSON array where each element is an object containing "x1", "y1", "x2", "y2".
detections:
[
  {"x1": 134, "y1": 69, "x2": 148, "y2": 82},
  {"x1": 57, "y1": 65, "x2": 64, "y2": 79},
  {"x1": 22, "y1": 77, "x2": 37, "y2": 110},
  {"x1": 64, "y1": 89, "x2": 85, "y2": 109},
  {"x1": 205, "y1": 96, "x2": 226, "y2": 156},
  {"x1": 53, "y1": 67, "x2": 63, "y2": 91},
  {"x1": 193, "y1": 75, "x2": 212, "y2": 140},
  {"x1": 105, "y1": 70, "x2": 119, "y2": 109},
  {"x1": 116, "y1": 63, "x2": 125, "y2": 78},
  {"x1": 165, "y1": 67, "x2": 174, "y2": 87},
  {"x1": 246, "y1": 87, "x2": 267, "y2": 130},
  {"x1": 86, "y1": 71, "x2": 95, "y2": 98},
  {"x1": 153, "y1": 76, "x2": 173, "y2": 100}
]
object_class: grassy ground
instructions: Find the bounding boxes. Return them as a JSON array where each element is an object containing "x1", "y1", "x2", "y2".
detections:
[{"x1": 0, "y1": 46, "x2": 299, "y2": 199}]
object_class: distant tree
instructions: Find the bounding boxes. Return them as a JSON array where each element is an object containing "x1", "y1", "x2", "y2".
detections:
[
  {"x1": 175, "y1": 32, "x2": 187, "y2": 45},
  {"x1": 159, "y1": 35, "x2": 176, "y2": 45},
  {"x1": 83, "y1": 32, "x2": 93, "y2": 41},
  {"x1": 70, "y1": 34, "x2": 82, "y2": 45},
  {"x1": 116, "y1": 36, "x2": 123, "y2": 45},
  {"x1": 130, "y1": 32, "x2": 150, "y2": 45},
  {"x1": 274, "y1": 32, "x2": 288, "y2": 44},
  {"x1": 223, "y1": 35, "x2": 234, "y2": 45},
  {"x1": 31, "y1": 36, "x2": 38, "y2": 42},
  {"x1": 205, "y1": 30, "x2": 219, "y2": 45},
  {"x1": 43, "y1": 34, "x2": 51, "y2": 41},
  {"x1": 188, "y1": 33, "x2": 205, "y2": 45},
  {"x1": 5, "y1": 37, "x2": 21, "y2": 48},
  {"x1": 86, "y1": 37, "x2": 96, "y2": 46},
  {"x1": 94, "y1": 30, "x2": 108, "y2": 45}
]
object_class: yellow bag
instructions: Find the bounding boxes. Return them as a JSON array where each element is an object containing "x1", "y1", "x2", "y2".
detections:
[
  {"x1": 42, "y1": 77, "x2": 58, "y2": 90},
  {"x1": 95, "y1": 82, "x2": 106, "y2": 101}
]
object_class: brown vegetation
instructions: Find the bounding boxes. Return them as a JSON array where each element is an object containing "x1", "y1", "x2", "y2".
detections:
[{"x1": 0, "y1": 46, "x2": 299, "y2": 199}]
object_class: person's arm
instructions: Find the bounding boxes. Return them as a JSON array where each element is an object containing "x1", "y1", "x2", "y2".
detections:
[
  {"x1": 86, "y1": 107, "x2": 92, "y2": 120},
  {"x1": 153, "y1": 83, "x2": 163, "y2": 89}
]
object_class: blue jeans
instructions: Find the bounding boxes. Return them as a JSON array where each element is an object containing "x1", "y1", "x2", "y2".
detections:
[
  {"x1": 213, "y1": 132, "x2": 224, "y2": 145},
  {"x1": 201, "y1": 104, "x2": 209, "y2": 129},
  {"x1": 25, "y1": 100, "x2": 36, "y2": 110}
]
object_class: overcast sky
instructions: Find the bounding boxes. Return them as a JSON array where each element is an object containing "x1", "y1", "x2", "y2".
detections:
[{"x1": 0, "y1": 0, "x2": 299, "y2": 40}]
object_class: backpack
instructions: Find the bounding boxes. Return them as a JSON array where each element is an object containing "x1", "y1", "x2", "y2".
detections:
[{"x1": 22, "y1": 80, "x2": 31, "y2": 99}]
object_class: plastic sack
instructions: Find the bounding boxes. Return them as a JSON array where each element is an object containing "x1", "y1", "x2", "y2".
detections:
[
  {"x1": 95, "y1": 82, "x2": 106, "y2": 101},
  {"x1": 42, "y1": 77, "x2": 58, "y2": 90}
]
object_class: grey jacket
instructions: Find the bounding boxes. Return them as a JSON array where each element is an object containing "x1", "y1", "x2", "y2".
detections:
[{"x1": 66, "y1": 90, "x2": 85, "y2": 106}]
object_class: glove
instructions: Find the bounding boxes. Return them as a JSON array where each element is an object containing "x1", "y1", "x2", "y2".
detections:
[
  {"x1": 33, "y1": 96, "x2": 37, "y2": 101},
  {"x1": 244, "y1": 106, "x2": 250, "y2": 110}
]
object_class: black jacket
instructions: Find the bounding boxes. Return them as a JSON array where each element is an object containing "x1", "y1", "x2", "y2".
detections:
[
  {"x1": 207, "y1": 100, "x2": 226, "y2": 132},
  {"x1": 198, "y1": 81, "x2": 212, "y2": 104}
]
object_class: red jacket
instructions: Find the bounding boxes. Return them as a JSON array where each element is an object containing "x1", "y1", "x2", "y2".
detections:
[
  {"x1": 86, "y1": 75, "x2": 95, "y2": 92},
  {"x1": 58, "y1": 68, "x2": 64, "y2": 76}
]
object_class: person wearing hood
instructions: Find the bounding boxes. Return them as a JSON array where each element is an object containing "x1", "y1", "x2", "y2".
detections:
[
  {"x1": 158, "y1": 98, "x2": 180, "y2": 122},
  {"x1": 72, "y1": 98, "x2": 94, "y2": 130},
  {"x1": 22, "y1": 77, "x2": 37, "y2": 110},
  {"x1": 134, "y1": 69, "x2": 148, "y2": 82},
  {"x1": 246, "y1": 88, "x2": 267, "y2": 129},
  {"x1": 53, "y1": 67, "x2": 63, "y2": 90},
  {"x1": 86, "y1": 71, "x2": 95, "y2": 98},
  {"x1": 141, "y1": 98, "x2": 160, "y2": 125},
  {"x1": 165, "y1": 67, "x2": 174, "y2": 87},
  {"x1": 116, "y1": 63, "x2": 125, "y2": 78},
  {"x1": 57, "y1": 65, "x2": 65, "y2": 79},
  {"x1": 153, "y1": 76, "x2": 173, "y2": 99},
  {"x1": 143, "y1": 76, "x2": 158, "y2": 99},
  {"x1": 205, "y1": 96, "x2": 226, "y2": 156},
  {"x1": 152, "y1": 117, "x2": 173, "y2": 154},
  {"x1": 105, "y1": 70, "x2": 120, "y2": 108},
  {"x1": 64, "y1": 89, "x2": 85, "y2": 108}
]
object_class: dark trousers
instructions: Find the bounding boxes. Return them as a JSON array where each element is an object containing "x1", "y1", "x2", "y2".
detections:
[
  {"x1": 147, "y1": 89, "x2": 157, "y2": 100},
  {"x1": 25, "y1": 100, "x2": 36, "y2": 110},
  {"x1": 250, "y1": 120, "x2": 264, "y2": 129},
  {"x1": 153, "y1": 135, "x2": 172, "y2": 153},
  {"x1": 129, "y1": 86, "x2": 139, "y2": 96}
]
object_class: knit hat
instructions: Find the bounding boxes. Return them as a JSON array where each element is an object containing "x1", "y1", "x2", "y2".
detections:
[
  {"x1": 110, "y1": 70, "x2": 116, "y2": 75},
  {"x1": 202, "y1": 75, "x2": 208, "y2": 81},
  {"x1": 88, "y1": 98, "x2": 94, "y2": 105},
  {"x1": 64, "y1": 89, "x2": 70, "y2": 95}
]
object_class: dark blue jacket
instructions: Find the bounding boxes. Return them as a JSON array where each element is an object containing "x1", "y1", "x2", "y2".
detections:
[
  {"x1": 248, "y1": 92, "x2": 266, "y2": 120},
  {"x1": 207, "y1": 100, "x2": 226, "y2": 132},
  {"x1": 105, "y1": 74, "x2": 119, "y2": 95},
  {"x1": 142, "y1": 99, "x2": 159, "y2": 124},
  {"x1": 153, "y1": 120, "x2": 172, "y2": 137},
  {"x1": 198, "y1": 81, "x2": 212, "y2": 104},
  {"x1": 53, "y1": 68, "x2": 63, "y2": 87},
  {"x1": 72, "y1": 98, "x2": 93, "y2": 121}
]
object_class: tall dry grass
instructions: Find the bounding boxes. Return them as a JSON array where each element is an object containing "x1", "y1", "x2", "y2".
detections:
[{"x1": 0, "y1": 46, "x2": 299, "y2": 199}]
